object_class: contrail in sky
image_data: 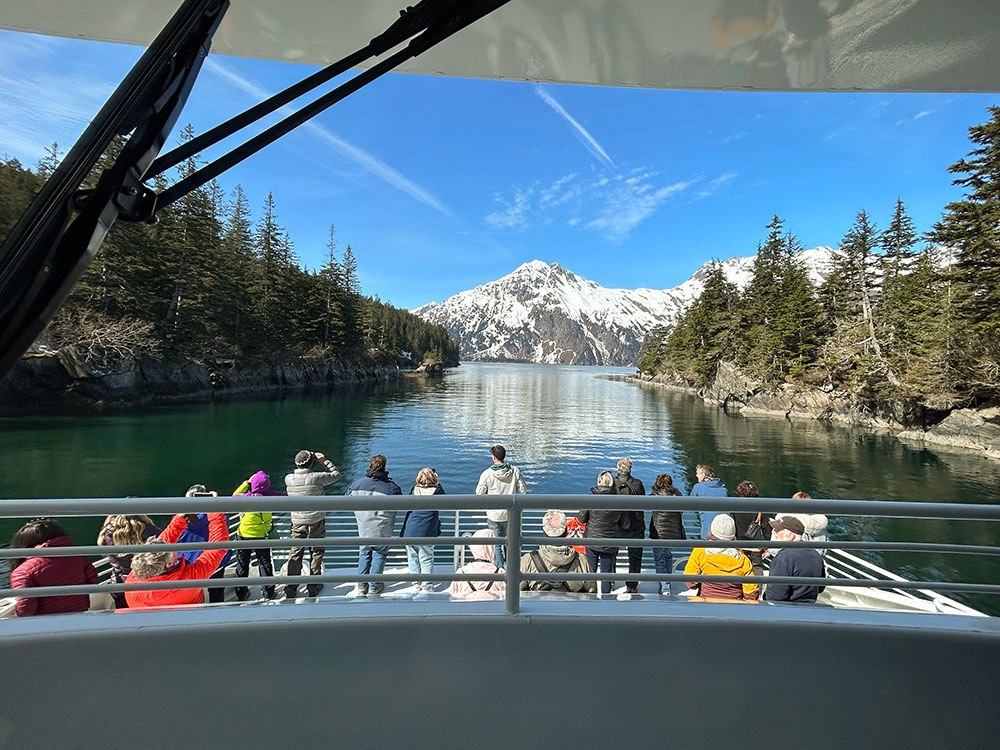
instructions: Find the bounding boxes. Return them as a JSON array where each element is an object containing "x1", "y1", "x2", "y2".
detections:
[
  {"x1": 205, "y1": 58, "x2": 455, "y2": 218},
  {"x1": 535, "y1": 86, "x2": 615, "y2": 170}
]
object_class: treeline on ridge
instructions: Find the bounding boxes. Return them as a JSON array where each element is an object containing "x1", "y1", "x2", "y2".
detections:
[
  {"x1": 0, "y1": 126, "x2": 459, "y2": 368},
  {"x1": 639, "y1": 106, "x2": 1000, "y2": 406}
]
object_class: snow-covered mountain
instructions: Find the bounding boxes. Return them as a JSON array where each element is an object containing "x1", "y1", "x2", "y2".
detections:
[{"x1": 411, "y1": 248, "x2": 838, "y2": 366}]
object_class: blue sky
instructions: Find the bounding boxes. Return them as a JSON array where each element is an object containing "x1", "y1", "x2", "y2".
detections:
[{"x1": 1, "y1": 29, "x2": 997, "y2": 310}]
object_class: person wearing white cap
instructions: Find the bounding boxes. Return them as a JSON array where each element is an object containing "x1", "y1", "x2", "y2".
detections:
[
  {"x1": 682, "y1": 514, "x2": 758, "y2": 601},
  {"x1": 519, "y1": 510, "x2": 596, "y2": 593}
]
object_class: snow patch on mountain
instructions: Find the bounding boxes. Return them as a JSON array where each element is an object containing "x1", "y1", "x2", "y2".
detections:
[{"x1": 412, "y1": 248, "x2": 839, "y2": 366}]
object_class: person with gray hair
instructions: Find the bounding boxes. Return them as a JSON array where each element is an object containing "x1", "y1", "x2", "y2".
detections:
[
  {"x1": 690, "y1": 464, "x2": 729, "y2": 539},
  {"x1": 125, "y1": 510, "x2": 230, "y2": 609},
  {"x1": 578, "y1": 471, "x2": 623, "y2": 596},
  {"x1": 519, "y1": 510, "x2": 596, "y2": 593},
  {"x1": 283, "y1": 449, "x2": 342, "y2": 599}
]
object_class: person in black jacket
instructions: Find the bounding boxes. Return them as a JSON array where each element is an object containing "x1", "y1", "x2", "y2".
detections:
[
  {"x1": 614, "y1": 458, "x2": 646, "y2": 595},
  {"x1": 578, "y1": 471, "x2": 622, "y2": 595},
  {"x1": 649, "y1": 473, "x2": 685, "y2": 594},
  {"x1": 731, "y1": 479, "x2": 773, "y2": 576}
]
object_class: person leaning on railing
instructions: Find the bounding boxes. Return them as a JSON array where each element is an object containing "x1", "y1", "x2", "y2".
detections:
[
  {"x1": 126, "y1": 506, "x2": 230, "y2": 609},
  {"x1": 347, "y1": 454, "x2": 402, "y2": 597},
  {"x1": 578, "y1": 471, "x2": 623, "y2": 596}
]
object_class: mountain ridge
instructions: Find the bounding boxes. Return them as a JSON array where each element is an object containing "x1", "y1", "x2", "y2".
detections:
[{"x1": 412, "y1": 249, "x2": 838, "y2": 366}]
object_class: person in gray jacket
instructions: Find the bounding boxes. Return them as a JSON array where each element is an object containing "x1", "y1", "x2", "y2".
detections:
[
  {"x1": 283, "y1": 449, "x2": 342, "y2": 598},
  {"x1": 346, "y1": 454, "x2": 402, "y2": 596},
  {"x1": 475, "y1": 445, "x2": 527, "y2": 569}
]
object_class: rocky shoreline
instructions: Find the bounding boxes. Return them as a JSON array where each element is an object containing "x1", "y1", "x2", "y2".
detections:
[
  {"x1": 630, "y1": 363, "x2": 1000, "y2": 461},
  {"x1": 0, "y1": 347, "x2": 406, "y2": 414}
]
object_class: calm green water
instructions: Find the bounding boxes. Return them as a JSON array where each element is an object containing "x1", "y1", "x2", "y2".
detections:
[{"x1": 1, "y1": 362, "x2": 997, "y2": 611}]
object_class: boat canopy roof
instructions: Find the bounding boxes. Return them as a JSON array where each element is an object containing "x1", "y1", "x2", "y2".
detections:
[{"x1": 3, "y1": 0, "x2": 1000, "y2": 92}]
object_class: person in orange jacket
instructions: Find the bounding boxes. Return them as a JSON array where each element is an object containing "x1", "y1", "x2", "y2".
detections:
[{"x1": 125, "y1": 502, "x2": 230, "y2": 609}]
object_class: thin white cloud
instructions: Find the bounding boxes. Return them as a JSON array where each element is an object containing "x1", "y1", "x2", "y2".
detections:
[
  {"x1": 204, "y1": 58, "x2": 454, "y2": 218},
  {"x1": 534, "y1": 86, "x2": 615, "y2": 170},
  {"x1": 485, "y1": 187, "x2": 533, "y2": 230},
  {"x1": 485, "y1": 167, "x2": 694, "y2": 241},
  {"x1": 722, "y1": 131, "x2": 747, "y2": 143},
  {"x1": 895, "y1": 109, "x2": 935, "y2": 126},
  {"x1": 585, "y1": 176, "x2": 695, "y2": 241},
  {"x1": 695, "y1": 171, "x2": 738, "y2": 199}
]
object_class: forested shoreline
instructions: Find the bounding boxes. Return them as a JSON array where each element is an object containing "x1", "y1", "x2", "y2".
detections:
[
  {"x1": 0, "y1": 127, "x2": 459, "y2": 383},
  {"x1": 639, "y1": 107, "x2": 1000, "y2": 415}
]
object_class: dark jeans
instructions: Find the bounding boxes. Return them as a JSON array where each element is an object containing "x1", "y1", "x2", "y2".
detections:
[
  {"x1": 653, "y1": 547, "x2": 674, "y2": 593},
  {"x1": 285, "y1": 520, "x2": 326, "y2": 598},
  {"x1": 234, "y1": 534, "x2": 275, "y2": 600},
  {"x1": 208, "y1": 565, "x2": 227, "y2": 603},
  {"x1": 487, "y1": 519, "x2": 507, "y2": 569},
  {"x1": 586, "y1": 548, "x2": 618, "y2": 594},
  {"x1": 625, "y1": 545, "x2": 643, "y2": 593}
]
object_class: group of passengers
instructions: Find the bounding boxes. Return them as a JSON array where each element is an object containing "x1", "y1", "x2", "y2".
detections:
[{"x1": 3, "y1": 448, "x2": 828, "y2": 616}]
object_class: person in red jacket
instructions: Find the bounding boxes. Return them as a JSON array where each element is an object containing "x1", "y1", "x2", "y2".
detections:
[
  {"x1": 9, "y1": 518, "x2": 98, "y2": 617},
  {"x1": 126, "y1": 508, "x2": 230, "y2": 609}
]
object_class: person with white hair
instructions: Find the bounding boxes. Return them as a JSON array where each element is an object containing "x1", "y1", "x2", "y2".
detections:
[
  {"x1": 519, "y1": 510, "x2": 596, "y2": 593},
  {"x1": 682, "y1": 514, "x2": 759, "y2": 601}
]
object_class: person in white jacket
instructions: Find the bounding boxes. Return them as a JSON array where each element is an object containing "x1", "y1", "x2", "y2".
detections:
[{"x1": 475, "y1": 445, "x2": 527, "y2": 568}]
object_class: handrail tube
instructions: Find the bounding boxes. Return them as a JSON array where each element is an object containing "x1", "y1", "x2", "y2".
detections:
[
  {"x1": 4, "y1": 572, "x2": 1000, "y2": 600},
  {"x1": 505, "y1": 503, "x2": 521, "y2": 614},
  {"x1": 2, "y1": 495, "x2": 999, "y2": 520},
  {"x1": 5, "y1": 537, "x2": 1000, "y2": 559}
]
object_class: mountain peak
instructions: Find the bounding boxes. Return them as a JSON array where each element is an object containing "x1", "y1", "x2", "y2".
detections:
[{"x1": 514, "y1": 259, "x2": 551, "y2": 273}]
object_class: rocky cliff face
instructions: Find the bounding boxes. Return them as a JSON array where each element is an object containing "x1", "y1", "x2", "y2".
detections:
[
  {"x1": 634, "y1": 362, "x2": 1000, "y2": 460},
  {"x1": 0, "y1": 348, "x2": 400, "y2": 413},
  {"x1": 412, "y1": 250, "x2": 837, "y2": 366}
]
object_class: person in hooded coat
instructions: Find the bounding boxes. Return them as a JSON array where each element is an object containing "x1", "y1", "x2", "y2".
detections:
[
  {"x1": 475, "y1": 444, "x2": 527, "y2": 569},
  {"x1": 578, "y1": 471, "x2": 623, "y2": 595},
  {"x1": 402, "y1": 468, "x2": 444, "y2": 592},
  {"x1": 649, "y1": 473, "x2": 685, "y2": 594},
  {"x1": 449, "y1": 528, "x2": 505, "y2": 600},
  {"x1": 346, "y1": 454, "x2": 402, "y2": 596},
  {"x1": 683, "y1": 514, "x2": 758, "y2": 601},
  {"x1": 234, "y1": 470, "x2": 283, "y2": 601},
  {"x1": 10, "y1": 518, "x2": 98, "y2": 617},
  {"x1": 519, "y1": 510, "x2": 596, "y2": 593}
]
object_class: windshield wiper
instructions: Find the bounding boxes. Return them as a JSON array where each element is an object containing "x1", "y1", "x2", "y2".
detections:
[{"x1": 0, "y1": 0, "x2": 511, "y2": 379}]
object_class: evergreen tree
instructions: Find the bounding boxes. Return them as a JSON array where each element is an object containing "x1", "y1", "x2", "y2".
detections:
[
  {"x1": 36, "y1": 142, "x2": 61, "y2": 180},
  {"x1": 930, "y1": 106, "x2": 1000, "y2": 392}
]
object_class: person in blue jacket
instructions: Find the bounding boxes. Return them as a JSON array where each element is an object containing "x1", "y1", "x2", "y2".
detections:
[
  {"x1": 689, "y1": 464, "x2": 729, "y2": 539},
  {"x1": 181, "y1": 484, "x2": 234, "y2": 603},
  {"x1": 401, "y1": 468, "x2": 444, "y2": 593}
]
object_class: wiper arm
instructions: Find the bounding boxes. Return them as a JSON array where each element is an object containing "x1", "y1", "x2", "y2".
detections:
[{"x1": 0, "y1": 0, "x2": 511, "y2": 379}]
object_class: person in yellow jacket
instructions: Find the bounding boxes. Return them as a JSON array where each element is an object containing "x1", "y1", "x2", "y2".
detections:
[
  {"x1": 233, "y1": 470, "x2": 282, "y2": 601},
  {"x1": 683, "y1": 514, "x2": 759, "y2": 601}
]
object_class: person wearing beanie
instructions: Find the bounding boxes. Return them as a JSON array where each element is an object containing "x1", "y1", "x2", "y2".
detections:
[
  {"x1": 612, "y1": 457, "x2": 646, "y2": 595},
  {"x1": 765, "y1": 515, "x2": 826, "y2": 603},
  {"x1": 519, "y1": 510, "x2": 596, "y2": 593},
  {"x1": 283, "y1": 449, "x2": 342, "y2": 599},
  {"x1": 682, "y1": 514, "x2": 758, "y2": 601}
]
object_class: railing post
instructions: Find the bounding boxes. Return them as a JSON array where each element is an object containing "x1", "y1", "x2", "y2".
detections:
[{"x1": 505, "y1": 497, "x2": 521, "y2": 615}]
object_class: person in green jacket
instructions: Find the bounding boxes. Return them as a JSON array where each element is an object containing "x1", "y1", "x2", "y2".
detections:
[{"x1": 233, "y1": 470, "x2": 282, "y2": 601}]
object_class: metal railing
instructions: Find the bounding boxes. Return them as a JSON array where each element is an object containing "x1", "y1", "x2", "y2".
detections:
[{"x1": 2, "y1": 494, "x2": 999, "y2": 616}]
